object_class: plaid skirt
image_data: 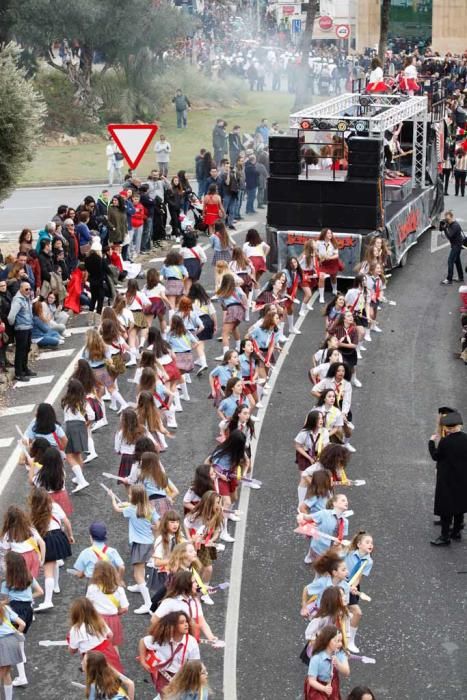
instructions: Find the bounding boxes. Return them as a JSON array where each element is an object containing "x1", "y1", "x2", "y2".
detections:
[
  {"x1": 93, "y1": 365, "x2": 115, "y2": 389},
  {"x1": 65, "y1": 420, "x2": 88, "y2": 455},
  {"x1": 161, "y1": 359, "x2": 182, "y2": 381},
  {"x1": 51, "y1": 489, "x2": 73, "y2": 517},
  {"x1": 165, "y1": 279, "x2": 184, "y2": 297},
  {"x1": 224, "y1": 303, "x2": 245, "y2": 326},
  {"x1": 21, "y1": 550, "x2": 40, "y2": 579},
  {"x1": 118, "y1": 453, "x2": 134, "y2": 478},
  {"x1": 102, "y1": 614, "x2": 124, "y2": 646},
  {"x1": 174, "y1": 351, "x2": 194, "y2": 373},
  {"x1": 132, "y1": 310, "x2": 148, "y2": 329},
  {"x1": 149, "y1": 494, "x2": 173, "y2": 516},
  {"x1": 212, "y1": 249, "x2": 232, "y2": 265},
  {"x1": 149, "y1": 298, "x2": 166, "y2": 317},
  {"x1": 130, "y1": 542, "x2": 153, "y2": 565},
  {"x1": 0, "y1": 632, "x2": 23, "y2": 667}
]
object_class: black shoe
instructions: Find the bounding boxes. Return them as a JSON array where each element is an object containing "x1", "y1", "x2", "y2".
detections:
[
  {"x1": 430, "y1": 536, "x2": 451, "y2": 546},
  {"x1": 228, "y1": 225, "x2": 236, "y2": 230},
  {"x1": 455, "y1": 278, "x2": 465, "y2": 283},
  {"x1": 433, "y1": 519, "x2": 441, "y2": 526},
  {"x1": 440, "y1": 279, "x2": 452, "y2": 285},
  {"x1": 450, "y1": 531, "x2": 462, "y2": 540},
  {"x1": 14, "y1": 375, "x2": 29, "y2": 382},
  {"x1": 24, "y1": 369, "x2": 38, "y2": 377}
]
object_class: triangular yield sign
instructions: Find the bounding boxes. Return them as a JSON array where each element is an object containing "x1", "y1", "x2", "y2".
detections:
[{"x1": 107, "y1": 123, "x2": 159, "y2": 169}]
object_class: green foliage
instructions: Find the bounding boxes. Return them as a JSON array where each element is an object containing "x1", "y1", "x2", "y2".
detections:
[
  {"x1": 35, "y1": 70, "x2": 97, "y2": 135},
  {"x1": 0, "y1": 43, "x2": 46, "y2": 202}
]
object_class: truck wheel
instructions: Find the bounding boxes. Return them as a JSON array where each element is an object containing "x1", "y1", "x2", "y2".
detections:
[{"x1": 399, "y1": 251, "x2": 408, "y2": 268}]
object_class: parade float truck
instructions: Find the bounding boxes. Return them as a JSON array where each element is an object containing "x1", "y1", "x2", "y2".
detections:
[{"x1": 266, "y1": 89, "x2": 445, "y2": 274}]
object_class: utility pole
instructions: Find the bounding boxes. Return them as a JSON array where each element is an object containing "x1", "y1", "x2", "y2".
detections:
[{"x1": 293, "y1": 0, "x2": 319, "y2": 110}]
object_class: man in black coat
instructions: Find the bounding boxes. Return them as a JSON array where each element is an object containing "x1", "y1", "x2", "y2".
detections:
[
  {"x1": 428, "y1": 411, "x2": 467, "y2": 545},
  {"x1": 440, "y1": 210, "x2": 464, "y2": 285}
]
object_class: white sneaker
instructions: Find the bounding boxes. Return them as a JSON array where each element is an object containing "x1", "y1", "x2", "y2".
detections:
[
  {"x1": 250, "y1": 416, "x2": 259, "y2": 422},
  {"x1": 307, "y1": 302, "x2": 314, "y2": 311},
  {"x1": 214, "y1": 542, "x2": 225, "y2": 552},
  {"x1": 304, "y1": 552, "x2": 313, "y2": 564},
  {"x1": 127, "y1": 584, "x2": 140, "y2": 593},
  {"x1": 299, "y1": 308, "x2": 306, "y2": 316},
  {"x1": 53, "y1": 586, "x2": 60, "y2": 594},
  {"x1": 346, "y1": 444, "x2": 357, "y2": 453},
  {"x1": 255, "y1": 402, "x2": 264, "y2": 409},
  {"x1": 220, "y1": 531, "x2": 235, "y2": 543},
  {"x1": 12, "y1": 677, "x2": 28, "y2": 687},
  {"x1": 102, "y1": 391, "x2": 111, "y2": 401},
  {"x1": 35, "y1": 602, "x2": 54, "y2": 612},
  {"x1": 356, "y1": 350, "x2": 363, "y2": 360},
  {"x1": 72, "y1": 481, "x2": 90, "y2": 493},
  {"x1": 84, "y1": 452, "x2": 98, "y2": 464},
  {"x1": 215, "y1": 354, "x2": 225, "y2": 361},
  {"x1": 57, "y1": 559, "x2": 64, "y2": 567},
  {"x1": 201, "y1": 594, "x2": 214, "y2": 605},
  {"x1": 71, "y1": 476, "x2": 78, "y2": 484},
  {"x1": 347, "y1": 641, "x2": 360, "y2": 654},
  {"x1": 364, "y1": 332, "x2": 371, "y2": 342},
  {"x1": 196, "y1": 364, "x2": 208, "y2": 376},
  {"x1": 166, "y1": 418, "x2": 178, "y2": 429},
  {"x1": 125, "y1": 358, "x2": 137, "y2": 367},
  {"x1": 291, "y1": 327, "x2": 302, "y2": 334},
  {"x1": 360, "y1": 345, "x2": 367, "y2": 352},
  {"x1": 228, "y1": 513, "x2": 241, "y2": 522},
  {"x1": 373, "y1": 325, "x2": 383, "y2": 333},
  {"x1": 319, "y1": 298, "x2": 325, "y2": 304},
  {"x1": 352, "y1": 377, "x2": 362, "y2": 388},
  {"x1": 134, "y1": 605, "x2": 151, "y2": 615}
]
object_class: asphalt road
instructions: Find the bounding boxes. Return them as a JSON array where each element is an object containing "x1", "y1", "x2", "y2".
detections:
[{"x1": 0, "y1": 198, "x2": 466, "y2": 699}]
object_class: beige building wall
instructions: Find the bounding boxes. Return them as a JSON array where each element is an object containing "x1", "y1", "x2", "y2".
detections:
[
  {"x1": 355, "y1": 0, "x2": 380, "y2": 52},
  {"x1": 432, "y1": 0, "x2": 467, "y2": 55}
]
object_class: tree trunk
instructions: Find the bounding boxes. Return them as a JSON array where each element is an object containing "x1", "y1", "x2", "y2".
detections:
[
  {"x1": 378, "y1": 0, "x2": 391, "y2": 64},
  {"x1": 293, "y1": 0, "x2": 319, "y2": 111}
]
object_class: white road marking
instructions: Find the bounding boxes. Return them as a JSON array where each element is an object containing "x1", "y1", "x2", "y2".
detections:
[
  {"x1": 431, "y1": 229, "x2": 450, "y2": 253},
  {"x1": 38, "y1": 349, "x2": 75, "y2": 360},
  {"x1": 0, "y1": 404, "x2": 35, "y2": 418},
  {"x1": 0, "y1": 438, "x2": 14, "y2": 448},
  {"x1": 67, "y1": 326, "x2": 89, "y2": 335},
  {"x1": 15, "y1": 375, "x2": 54, "y2": 387},
  {"x1": 0, "y1": 346, "x2": 84, "y2": 496},
  {"x1": 223, "y1": 289, "x2": 318, "y2": 700}
]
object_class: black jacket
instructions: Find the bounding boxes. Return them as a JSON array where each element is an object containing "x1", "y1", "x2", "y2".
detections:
[
  {"x1": 38, "y1": 251, "x2": 54, "y2": 283},
  {"x1": 429, "y1": 431, "x2": 467, "y2": 515},
  {"x1": 445, "y1": 220, "x2": 464, "y2": 248}
]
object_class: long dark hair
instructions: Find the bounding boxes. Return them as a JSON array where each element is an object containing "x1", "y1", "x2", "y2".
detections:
[
  {"x1": 72, "y1": 359, "x2": 96, "y2": 394},
  {"x1": 146, "y1": 326, "x2": 171, "y2": 356},
  {"x1": 35, "y1": 446, "x2": 65, "y2": 492},
  {"x1": 33, "y1": 403, "x2": 58, "y2": 435},
  {"x1": 188, "y1": 282, "x2": 211, "y2": 306},
  {"x1": 210, "y1": 429, "x2": 246, "y2": 467},
  {"x1": 191, "y1": 464, "x2": 215, "y2": 498},
  {"x1": 311, "y1": 624, "x2": 340, "y2": 655},
  {"x1": 301, "y1": 410, "x2": 322, "y2": 432},
  {"x1": 227, "y1": 404, "x2": 255, "y2": 438},
  {"x1": 326, "y1": 362, "x2": 351, "y2": 381}
]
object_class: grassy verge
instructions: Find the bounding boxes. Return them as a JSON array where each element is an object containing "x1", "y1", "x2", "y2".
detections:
[{"x1": 19, "y1": 91, "x2": 294, "y2": 186}]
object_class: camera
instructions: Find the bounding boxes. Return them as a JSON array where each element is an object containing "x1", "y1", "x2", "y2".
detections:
[{"x1": 439, "y1": 219, "x2": 447, "y2": 231}]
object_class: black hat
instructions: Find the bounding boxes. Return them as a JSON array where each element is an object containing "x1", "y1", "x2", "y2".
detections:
[
  {"x1": 438, "y1": 406, "x2": 456, "y2": 414},
  {"x1": 440, "y1": 411, "x2": 463, "y2": 427}
]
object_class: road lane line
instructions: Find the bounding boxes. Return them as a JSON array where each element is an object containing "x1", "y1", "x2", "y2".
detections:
[
  {"x1": 38, "y1": 349, "x2": 75, "y2": 360},
  {"x1": 223, "y1": 290, "x2": 318, "y2": 700},
  {"x1": 0, "y1": 347, "x2": 82, "y2": 496},
  {"x1": 15, "y1": 375, "x2": 54, "y2": 387},
  {"x1": 0, "y1": 438, "x2": 14, "y2": 448}
]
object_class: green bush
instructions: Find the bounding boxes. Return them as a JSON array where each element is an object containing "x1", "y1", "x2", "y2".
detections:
[{"x1": 34, "y1": 70, "x2": 98, "y2": 135}]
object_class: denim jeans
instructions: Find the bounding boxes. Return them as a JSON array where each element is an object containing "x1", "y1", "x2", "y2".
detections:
[
  {"x1": 234, "y1": 191, "x2": 244, "y2": 219},
  {"x1": 141, "y1": 218, "x2": 153, "y2": 251},
  {"x1": 176, "y1": 110, "x2": 187, "y2": 128},
  {"x1": 246, "y1": 187, "x2": 257, "y2": 213},
  {"x1": 223, "y1": 193, "x2": 238, "y2": 226},
  {"x1": 447, "y1": 245, "x2": 464, "y2": 281},
  {"x1": 131, "y1": 225, "x2": 143, "y2": 256}
]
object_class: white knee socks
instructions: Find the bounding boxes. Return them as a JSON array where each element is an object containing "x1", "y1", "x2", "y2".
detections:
[
  {"x1": 71, "y1": 464, "x2": 88, "y2": 488},
  {"x1": 287, "y1": 314, "x2": 295, "y2": 332},
  {"x1": 44, "y1": 577, "x2": 54, "y2": 605},
  {"x1": 139, "y1": 583, "x2": 152, "y2": 607},
  {"x1": 180, "y1": 381, "x2": 190, "y2": 401}
]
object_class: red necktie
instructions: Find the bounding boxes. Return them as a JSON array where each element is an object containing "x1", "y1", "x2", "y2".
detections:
[{"x1": 336, "y1": 515, "x2": 345, "y2": 541}]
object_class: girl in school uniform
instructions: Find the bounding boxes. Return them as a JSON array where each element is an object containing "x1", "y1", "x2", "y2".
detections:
[
  {"x1": 209, "y1": 350, "x2": 240, "y2": 407},
  {"x1": 298, "y1": 469, "x2": 333, "y2": 513},
  {"x1": 218, "y1": 377, "x2": 246, "y2": 426},
  {"x1": 302, "y1": 587, "x2": 350, "y2": 661},
  {"x1": 146, "y1": 328, "x2": 183, "y2": 408},
  {"x1": 124, "y1": 280, "x2": 151, "y2": 362},
  {"x1": 183, "y1": 465, "x2": 218, "y2": 515},
  {"x1": 315, "y1": 390, "x2": 354, "y2": 452},
  {"x1": 148, "y1": 510, "x2": 184, "y2": 598},
  {"x1": 142, "y1": 268, "x2": 170, "y2": 333},
  {"x1": 61, "y1": 378, "x2": 94, "y2": 493},
  {"x1": 242, "y1": 228, "x2": 270, "y2": 285},
  {"x1": 303, "y1": 494, "x2": 350, "y2": 564},
  {"x1": 283, "y1": 257, "x2": 307, "y2": 332},
  {"x1": 294, "y1": 411, "x2": 330, "y2": 472},
  {"x1": 188, "y1": 283, "x2": 217, "y2": 343},
  {"x1": 177, "y1": 296, "x2": 208, "y2": 374},
  {"x1": 84, "y1": 651, "x2": 134, "y2": 700},
  {"x1": 86, "y1": 561, "x2": 129, "y2": 651},
  {"x1": 33, "y1": 446, "x2": 73, "y2": 517},
  {"x1": 312, "y1": 363, "x2": 353, "y2": 422},
  {"x1": 1, "y1": 552, "x2": 43, "y2": 688},
  {"x1": 22, "y1": 438, "x2": 49, "y2": 484},
  {"x1": 166, "y1": 315, "x2": 199, "y2": 401},
  {"x1": 210, "y1": 221, "x2": 233, "y2": 265},
  {"x1": 238, "y1": 338, "x2": 261, "y2": 405},
  {"x1": 138, "y1": 611, "x2": 200, "y2": 694},
  {"x1": 0, "y1": 506, "x2": 45, "y2": 580},
  {"x1": 150, "y1": 541, "x2": 200, "y2": 611},
  {"x1": 312, "y1": 336, "x2": 341, "y2": 368},
  {"x1": 360, "y1": 235, "x2": 391, "y2": 275},
  {"x1": 83, "y1": 329, "x2": 128, "y2": 415},
  {"x1": 136, "y1": 390, "x2": 172, "y2": 452},
  {"x1": 29, "y1": 487, "x2": 74, "y2": 612},
  {"x1": 304, "y1": 624, "x2": 350, "y2": 700},
  {"x1": 132, "y1": 349, "x2": 163, "y2": 388},
  {"x1": 160, "y1": 251, "x2": 189, "y2": 312},
  {"x1": 72, "y1": 358, "x2": 107, "y2": 437},
  {"x1": 153, "y1": 571, "x2": 217, "y2": 643},
  {"x1": 226, "y1": 405, "x2": 255, "y2": 462},
  {"x1": 163, "y1": 660, "x2": 209, "y2": 700},
  {"x1": 111, "y1": 484, "x2": 159, "y2": 614},
  {"x1": 206, "y1": 430, "x2": 248, "y2": 543},
  {"x1": 298, "y1": 444, "x2": 351, "y2": 517},
  {"x1": 127, "y1": 451, "x2": 177, "y2": 517},
  {"x1": 229, "y1": 247, "x2": 257, "y2": 320},
  {"x1": 328, "y1": 312, "x2": 361, "y2": 388},
  {"x1": 100, "y1": 320, "x2": 131, "y2": 410},
  {"x1": 184, "y1": 491, "x2": 224, "y2": 584},
  {"x1": 114, "y1": 408, "x2": 147, "y2": 479},
  {"x1": 317, "y1": 228, "x2": 341, "y2": 303},
  {"x1": 300, "y1": 551, "x2": 351, "y2": 617},
  {"x1": 310, "y1": 349, "x2": 342, "y2": 385},
  {"x1": 68, "y1": 597, "x2": 124, "y2": 674},
  {"x1": 137, "y1": 366, "x2": 178, "y2": 431},
  {"x1": 0, "y1": 599, "x2": 26, "y2": 700},
  {"x1": 180, "y1": 230, "x2": 207, "y2": 290},
  {"x1": 215, "y1": 273, "x2": 248, "y2": 358},
  {"x1": 365, "y1": 261, "x2": 385, "y2": 334},
  {"x1": 324, "y1": 294, "x2": 347, "y2": 334},
  {"x1": 247, "y1": 310, "x2": 280, "y2": 378},
  {"x1": 344, "y1": 274, "x2": 371, "y2": 345},
  {"x1": 299, "y1": 239, "x2": 319, "y2": 313},
  {"x1": 344, "y1": 531, "x2": 374, "y2": 654},
  {"x1": 23, "y1": 403, "x2": 68, "y2": 452}
]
